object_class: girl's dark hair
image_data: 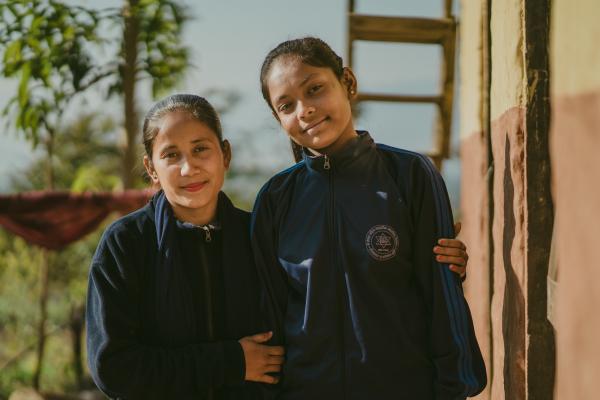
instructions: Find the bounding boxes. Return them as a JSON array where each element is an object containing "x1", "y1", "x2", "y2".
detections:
[
  {"x1": 142, "y1": 93, "x2": 223, "y2": 158},
  {"x1": 260, "y1": 37, "x2": 344, "y2": 162}
]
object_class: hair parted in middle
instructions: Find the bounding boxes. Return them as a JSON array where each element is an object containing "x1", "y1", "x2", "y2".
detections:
[{"x1": 142, "y1": 93, "x2": 224, "y2": 159}]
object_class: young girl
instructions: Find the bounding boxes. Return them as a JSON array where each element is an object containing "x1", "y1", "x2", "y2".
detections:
[
  {"x1": 251, "y1": 37, "x2": 486, "y2": 399},
  {"x1": 86, "y1": 94, "x2": 284, "y2": 399}
]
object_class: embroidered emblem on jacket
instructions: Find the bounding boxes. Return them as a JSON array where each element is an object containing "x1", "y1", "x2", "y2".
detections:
[{"x1": 365, "y1": 225, "x2": 399, "y2": 261}]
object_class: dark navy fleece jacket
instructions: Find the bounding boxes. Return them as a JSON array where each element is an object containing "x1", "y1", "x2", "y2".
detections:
[
  {"x1": 86, "y1": 192, "x2": 265, "y2": 400},
  {"x1": 251, "y1": 132, "x2": 487, "y2": 400}
]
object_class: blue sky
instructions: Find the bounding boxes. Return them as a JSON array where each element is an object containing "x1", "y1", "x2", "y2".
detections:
[{"x1": 0, "y1": 0, "x2": 461, "y2": 207}]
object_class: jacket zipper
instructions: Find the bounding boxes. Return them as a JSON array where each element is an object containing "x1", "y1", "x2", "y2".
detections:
[
  {"x1": 201, "y1": 226, "x2": 212, "y2": 242},
  {"x1": 326, "y1": 156, "x2": 347, "y2": 398},
  {"x1": 199, "y1": 229, "x2": 214, "y2": 400}
]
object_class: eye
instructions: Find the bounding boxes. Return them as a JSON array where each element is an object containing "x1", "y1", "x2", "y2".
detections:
[
  {"x1": 194, "y1": 145, "x2": 209, "y2": 153},
  {"x1": 308, "y1": 84, "x2": 322, "y2": 95},
  {"x1": 278, "y1": 103, "x2": 291, "y2": 113},
  {"x1": 163, "y1": 151, "x2": 179, "y2": 159}
]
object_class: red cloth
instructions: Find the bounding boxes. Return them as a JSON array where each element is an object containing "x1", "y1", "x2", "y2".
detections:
[{"x1": 0, "y1": 190, "x2": 154, "y2": 250}]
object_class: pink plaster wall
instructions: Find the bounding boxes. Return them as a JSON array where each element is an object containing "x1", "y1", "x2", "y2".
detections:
[
  {"x1": 460, "y1": 107, "x2": 530, "y2": 398},
  {"x1": 551, "y1": 90, "x2": 600, "y2": 399}
]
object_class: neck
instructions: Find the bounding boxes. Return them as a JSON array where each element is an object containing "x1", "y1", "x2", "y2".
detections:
[
  {"x1": 318, "y1": 129, "x2": 359, "y2": 156},
  {"x1": 171, "y1": 200, "x2": 218, "y2": 226}
]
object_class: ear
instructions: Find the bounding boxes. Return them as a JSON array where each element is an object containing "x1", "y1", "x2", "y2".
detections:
[
  {"x1": 342, "y1": 67, "x2": 358, "y2": 99},
  {"x1": 222, "y1": 140, "x2": 232, "y2": 170},
  {"x1": 143, "y1": 155, "x2": 160, "y2": 185}
]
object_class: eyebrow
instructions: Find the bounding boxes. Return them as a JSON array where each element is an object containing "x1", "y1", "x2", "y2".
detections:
[
  {"x1": 158, "y1": 138, "x2": 211, "y2": 153},
  {"x1": 274, "y1": 73, "x2": 318, "y2": 104}
]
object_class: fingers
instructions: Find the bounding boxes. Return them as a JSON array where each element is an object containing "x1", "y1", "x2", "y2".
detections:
[
  {"x1": 249, "y1": 331, "x2": 273, "y2": 343},
  {"x1": 269, "y1": 355, "x2": 285, "y2": 364},
  {"x1": 433, "y1": 245, "x2": 468, "y2": 260},
  {"x1": 436, "y1": 238, "x2": 467, "y2": 250},
  {"x1": 267, "y1": 345, "x2": 285, "y2": 356},
  {"x1": 449, "y1": 264, "x2": 467, "y2": 278},
  {"x1": 253, "y1": 374, "x2": 279, "y2": 385},
  {"x1": 247, "y1": 346, "x2": 285, "y2": 385},
  {"x1": 454, "y1": 221, "x2": 462, "y2": 236},
  {"x1": 256, "y1": 374, "x2": 280, "y2": 384},
  {"x1": 436, "y1": 254, "x2": 467, "y2": 266},
  {"x1": 264, "y1": 362, "x2": 283, "y2": 373}
]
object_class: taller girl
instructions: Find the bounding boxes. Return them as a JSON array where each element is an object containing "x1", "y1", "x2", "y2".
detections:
[{"x1": 251, "y1": 37, "x2": 486, "y2": 399}]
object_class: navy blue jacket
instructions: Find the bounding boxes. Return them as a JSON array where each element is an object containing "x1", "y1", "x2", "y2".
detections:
[
  {"x1": 86, "y1": 192, "x2": 265, "y2": 399},
  {"x1": 251, "y1": 132, "x2": 486, "y2": 399}
]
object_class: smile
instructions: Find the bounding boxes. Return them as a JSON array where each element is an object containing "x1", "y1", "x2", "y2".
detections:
[
  {"x1": 303, "y1": 118, "x2": 328, "y2": 134},
  {"x1": 182, "y1": 181, "x2": 207, "y2": 192}
]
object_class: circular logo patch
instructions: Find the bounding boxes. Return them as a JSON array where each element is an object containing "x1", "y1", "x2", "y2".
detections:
[{"x1": 365, "y1": 225, "x2": 399, "y2": 261}]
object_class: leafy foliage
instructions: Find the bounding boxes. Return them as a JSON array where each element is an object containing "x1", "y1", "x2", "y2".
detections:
[
  {"x1": 10, "y1": 113, "x2": 122, "y2": 192},
  {"x1": 0, "y1": 112, "x2": 123, "y2": 397},
  {"x1": 0, "y1": 0, "x2": 191, "y2": 187},
  {"x1": 0, "y1": 0, "x2": 105, "y2": 147}
]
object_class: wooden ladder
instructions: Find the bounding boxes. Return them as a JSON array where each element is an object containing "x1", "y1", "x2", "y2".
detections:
[{"x1": 346, "y1": 0, "x2": 457, "y2": 170}]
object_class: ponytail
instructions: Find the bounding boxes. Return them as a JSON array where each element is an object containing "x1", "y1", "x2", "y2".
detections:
[{"x1": 290, "y1": 140, "x2": 303, "y2": 163}]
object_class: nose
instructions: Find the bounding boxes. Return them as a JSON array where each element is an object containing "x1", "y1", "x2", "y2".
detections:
[
  {"x1": 298, "y1": 101, "x2": 316, "y2": 120},
  {"x1": 180, "y1": 156, "x2": 199, "y2": 176}
]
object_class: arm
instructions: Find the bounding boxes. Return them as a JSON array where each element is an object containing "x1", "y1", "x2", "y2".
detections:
[
  {"x1": 410, "y1": 157, "x2": 487, "y2": 399},
  {"x1": 86, "y1": 228, "x2": 245, "y2": 399},
  {"x1": 249, "y1": 182, "x2": 291, "y2": 399},
  {"x1": 250, "y1": 182, "x2": 289, "y2": 347}
]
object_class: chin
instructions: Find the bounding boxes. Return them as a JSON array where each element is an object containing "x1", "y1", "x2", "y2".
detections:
[
  {"x1": 309, "y1": 137, "x2": 336, "y2": 151},
  {"x1": 171, "y1": 191, "x2": 211, "y2": 209}
]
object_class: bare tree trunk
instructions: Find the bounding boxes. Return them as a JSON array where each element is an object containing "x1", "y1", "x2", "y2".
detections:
[
  {"x1": 69, "y1": 304, "x2": 85, "y2": 389},
  {"x1": 32, "y1": 251, "x2": 50, "y2": 391},
  {"x1": 122, "y1": 0, "x2": 140, "y2": 189},
  {"x1": 33, "y1": 131, "x2": 55, "y2": 390}
]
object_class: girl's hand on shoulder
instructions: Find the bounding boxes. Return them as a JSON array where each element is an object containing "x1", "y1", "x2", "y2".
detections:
[
  {"x1": 433, "y1": 222, "x2": 469, "y2": 280},
  {"x1": 239, "y1": 331, "x2": 285, "y2": 384}
]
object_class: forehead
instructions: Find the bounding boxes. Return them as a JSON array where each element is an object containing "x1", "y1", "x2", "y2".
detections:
[
  {"x1": 267, "y1": 56, "x2": 337, "y2": 93},
  {"x1": 154, "y1": 111, "x2": 217, "y2": 143}
]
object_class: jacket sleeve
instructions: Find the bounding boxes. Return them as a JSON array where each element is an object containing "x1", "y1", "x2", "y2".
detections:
[
  {"x1": 249, "y1": 182, "x2": 289, "y2": 399},
  {"x1": 86, "y1": 225, "x2": 245, "y2": 399},
  {"x1": 409, "y1": 156, "x2": 487, "y2": 399},
  {"x1": 250, "y1": 181, "x2": 289, "y2": 346}
]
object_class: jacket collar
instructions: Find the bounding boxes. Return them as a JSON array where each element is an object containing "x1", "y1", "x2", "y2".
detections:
[
  {"x1": 303, "y1": 130, "x2": 376, "y2": 173},
  {"x1": 146, "y1": 190, "x2": 229, "y2": 231}
]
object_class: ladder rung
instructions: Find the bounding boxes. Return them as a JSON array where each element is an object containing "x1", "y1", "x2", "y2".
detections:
[
  {"x1": 349, "y1": 15, "x2": 455, "y2": 44},
  {"x1": 356, "y1": 93, "x2": 442, "y2": 104}
]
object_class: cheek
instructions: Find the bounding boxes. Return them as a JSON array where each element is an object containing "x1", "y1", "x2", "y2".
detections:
[
  {"x1": 157, "y1": 164, "x2": 179, "y2": 183},
  {"x1": 207, "y1": 155, "x2": 227, "y2": 178},
  {"x1": 281, "y1": 116, "x2": 300, "y2": 135}
]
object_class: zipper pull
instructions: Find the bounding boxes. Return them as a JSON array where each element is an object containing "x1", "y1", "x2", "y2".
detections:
[
  {"x1": 323, "y1": 155, "x2": 331, "y2": 170},
  {"x1": 202, "y1": 226, "x2": 212, "y2": 242}
]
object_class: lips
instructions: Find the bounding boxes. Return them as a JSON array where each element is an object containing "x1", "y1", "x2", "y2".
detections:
[
  {"x1": 182, "y1": 181, "x2": 207, "y2": 192},
  {"x1": 303, "y1": 117, "x2": 328, "y2": 135}
]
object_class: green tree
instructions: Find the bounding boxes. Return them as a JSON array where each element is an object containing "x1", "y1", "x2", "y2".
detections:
[
  {"x1": 0, "y1": 113, "x2": 122, "y2": 397},
  {"x1": 0, "y1": 0, "x2": 189, "y2": 391},
  {"x1": 0, "y1": 2, "x2": 105, "y2": 389},
  {"x1": 107, "y1": 0, "x2": 189, "y2": 188},
  {"x1": 0, "y1": 0, "x2": 190, "y2": 188}
]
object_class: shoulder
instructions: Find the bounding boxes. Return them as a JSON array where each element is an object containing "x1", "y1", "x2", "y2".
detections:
[
  {"x1": 93, "y1": 203, "x2": 155, "y2": 266},
  {"x1": 376, "y1": 143, "x2": 436, "y2": 173},
  {"x1": 251, "y1": 161, "x2": 305, "y2": 229},
  {"x1": 261, "y1": 160, "x2": 306, "y2": 196},
  {"x1": 376, "y1": 143, "x2": 442, "y2": 184}
]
